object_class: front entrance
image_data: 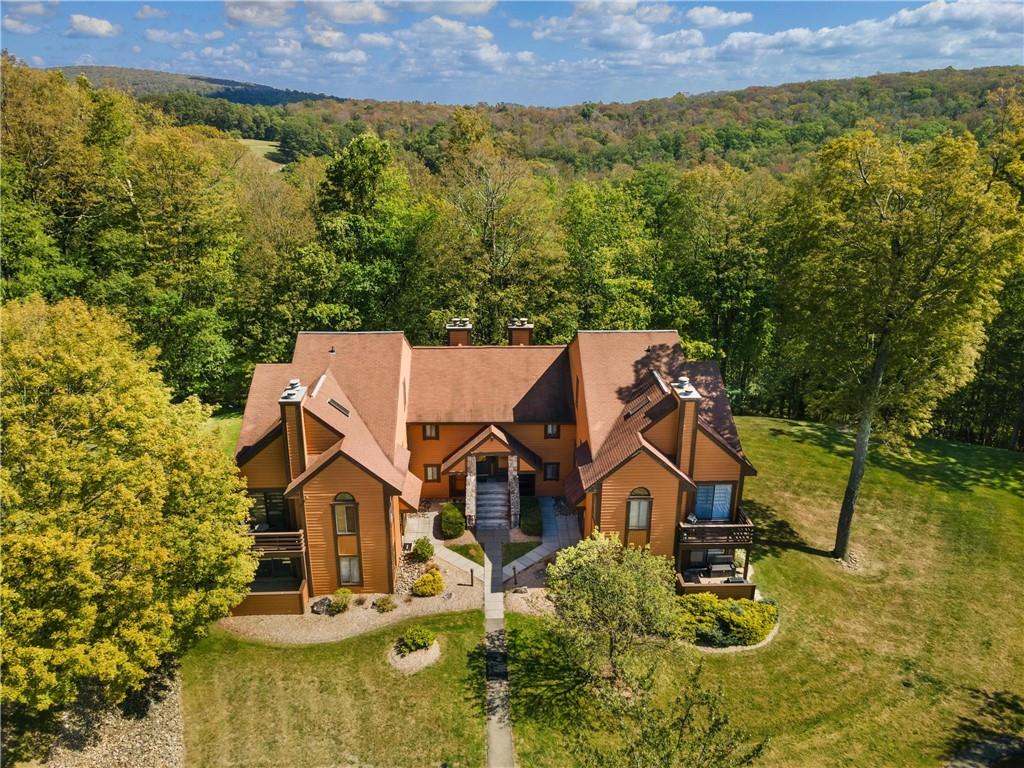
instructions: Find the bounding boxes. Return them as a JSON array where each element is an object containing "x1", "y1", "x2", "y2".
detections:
[{"x1": 477, "y1": 455, "x2": 500, "y2": 480}]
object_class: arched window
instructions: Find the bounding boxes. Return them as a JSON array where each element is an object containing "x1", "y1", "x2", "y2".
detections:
[
  {"x1": 332, "y1": 493, "x2": 361, "y2": 585},
  {"x1": 627, "y1": 487, "x2": 652, "y2": 537},
  {"x1": 333, "y1": 493, "x2": 358, "y2": 535}
]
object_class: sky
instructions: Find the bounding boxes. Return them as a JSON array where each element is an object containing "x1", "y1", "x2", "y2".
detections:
[{"x1": 2, "y1": 0, "x2": 1022, "y2": 106}]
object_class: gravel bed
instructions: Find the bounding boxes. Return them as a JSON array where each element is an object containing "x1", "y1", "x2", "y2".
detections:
[
  {"x1": 219, "y1": 558, "x2": 483, "y2": 645},
  {"x1": 47, "y1": 676, "x2": 183, "y2": 768},
  {"x1": 386, "y1": 640, "x2": 442, "y2": 675},
  {"x1": 504, "y1": 558, "x2": 556, "y2": 616}
]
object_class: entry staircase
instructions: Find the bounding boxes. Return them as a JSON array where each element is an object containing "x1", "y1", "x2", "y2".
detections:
[{"x1": 475, "y1": 481, "x2": 509, "y2": 530}]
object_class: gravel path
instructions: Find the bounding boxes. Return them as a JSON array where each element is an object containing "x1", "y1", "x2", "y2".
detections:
[
  {"x1": 47, "y1": 676, "x2": 183, "y2": 768},
  {"x1": 219, "y1": 558, "x2": 483, "y2": 645}
]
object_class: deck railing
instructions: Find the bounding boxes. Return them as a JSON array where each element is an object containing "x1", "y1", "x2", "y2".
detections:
[
  {"x1": 250, "y1": 529, "x2": 305, "y2": 556},
  {"x1": 678, "y1": 512, "x2": 754, "y2": 545}
]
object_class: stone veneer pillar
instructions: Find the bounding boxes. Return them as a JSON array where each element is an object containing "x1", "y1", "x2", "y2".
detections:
[
  {"x1": 465, "y1": 455, "x2": 477, "y2": 528},
  {"x1": 508, "y1": 454, "x2": 520, "y2": 529}
]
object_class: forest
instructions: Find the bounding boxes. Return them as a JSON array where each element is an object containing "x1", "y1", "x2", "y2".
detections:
[{"x1": 2, "y1": 54, "x2": 1022, "y2": 451}]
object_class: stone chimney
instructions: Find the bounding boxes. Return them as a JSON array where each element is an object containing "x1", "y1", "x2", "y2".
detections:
[
  {"x1": 507, "y1": 317, "x2": 534, "y2": 346},
  {"x1": 445, "y1": 317, "x2": 472, "y2": 346}
]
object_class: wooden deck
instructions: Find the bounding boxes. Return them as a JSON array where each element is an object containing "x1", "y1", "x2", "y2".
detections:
[
  {"x1": 678, "y1": 512, "x2": 754, "y2": 545},
  {"x1": 676, "y1": 573, "x2": 756, "y2": 600}
]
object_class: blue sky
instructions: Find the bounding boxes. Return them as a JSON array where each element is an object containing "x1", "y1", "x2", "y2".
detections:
[{"x1": 2, "y1": 1, "x2": 1022, "y2": 105}]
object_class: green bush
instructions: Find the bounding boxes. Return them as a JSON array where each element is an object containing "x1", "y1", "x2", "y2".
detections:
[
  {"x1": 395, "y1": 625, "x2": 436, "y2": 656},
  {"x1": 412, "y1": 566, "x2": 445, "y2": 597},
  {"x1": 519, "y1": 496, "x2": 542, "y2": 536},
  {"x1": 411, "y1": 536, "x2": 434, "y2": 562},
  {"x1": 440, "y1": 502, "x2": 465, "y2": 539},
  {"x1": 326, "y1": 587, "x2": 352, "y2": 615},
  {"x1": 677, "y1": 594, "x2": 777, "y2": 647},
  {"x1": 375, "y1": 595, "x2": 397, "y2": 613}
]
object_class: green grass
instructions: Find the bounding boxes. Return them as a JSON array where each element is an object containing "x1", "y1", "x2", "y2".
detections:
[
  {"x1": 181, "y1": 611, "x2": 485, "y2": 768},
  {"x1": 449, "y1": 542, "x2": 485, "y2": 566},
  {"x1": 508, "y1": 417, "x2": 1024, "y2": 767},
  {"x1": 239, "y1": 138, "x2": 284, "y2": 169},
  {"x1": 503, "y1": 541, "x2": 541, "y2": 565},
  {"x1": 203, "y1": 412, "x2": 241, "y2": 459}
]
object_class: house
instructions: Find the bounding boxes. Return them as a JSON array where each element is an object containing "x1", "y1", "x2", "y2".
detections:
[{"x1": 232, "y1": 319, "x2": 757, "y2": 615}]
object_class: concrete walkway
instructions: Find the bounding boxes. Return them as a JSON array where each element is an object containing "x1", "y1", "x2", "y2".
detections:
[
  {"x1": 501, "y1": 497, "x2": 580, "y2": 583},
  {"x1": 478, "y1": 529, "x2": 516, "y2": 768}
]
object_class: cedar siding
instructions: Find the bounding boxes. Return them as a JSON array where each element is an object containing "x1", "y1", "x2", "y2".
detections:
[{"x1": 234, "y1": 328, "x2": 755, "y2": 615}]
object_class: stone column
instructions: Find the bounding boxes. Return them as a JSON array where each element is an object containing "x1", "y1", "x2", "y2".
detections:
[
  {"x1": 508, "y1": 454, "x2": 520, "y2": 529},
  {"x1": 466, "y1": 455, "x2": 477, "y2": 528}
]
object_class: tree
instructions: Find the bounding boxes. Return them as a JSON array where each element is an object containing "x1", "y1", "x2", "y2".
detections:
[
  {"x1": 0, "y1": 298, "x2": 256, "y2": 731},
  {"x1": 572, "y1": 665, "x2": 767, "y2": 768},
  {"x1": 546, "y1": 532, "x2": 679, "y2": 681},
  {"x1": 780, "y1": 131, "x2": 1022, "y2": 559}
]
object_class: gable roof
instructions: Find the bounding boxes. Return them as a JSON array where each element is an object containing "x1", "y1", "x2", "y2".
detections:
[
  {"x1": 440, "y1": 424, "x2": 544, "y2": 475},
  {"x1": 408, "y1": 346, "x2": 573, "y2": 424}
]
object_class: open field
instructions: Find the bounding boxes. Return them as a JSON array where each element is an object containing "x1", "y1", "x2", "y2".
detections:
[
  {"x1": 239, "y1": 138, "x2": 284, "y2": 170},
  {"x1": 508, "y1": 417, "x2": 1024, "y2": 767},
  {"x1": 204, "y1": 412, "x2": 241, "y2": 459},
  {"x1": 181, "y1": 611, "x2": 486, "y2": 768}
]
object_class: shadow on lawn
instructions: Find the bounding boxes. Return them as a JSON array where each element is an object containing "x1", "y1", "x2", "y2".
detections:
[
  {"x1": 767, "y1": 422, "x2": 1024, "y2": 495},
  {"x1": 504, "y1": 624, "x2": 597, "y2": 728},
  {"x1": 746, "y1": 500, "x2": 832, "y2": 561},
  {"x1": 945, "y1": 689, "x2": 1024, "y2": 766}
]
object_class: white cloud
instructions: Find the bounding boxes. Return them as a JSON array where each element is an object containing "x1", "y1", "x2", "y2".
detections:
[
  {"x1": 306, "y1": 24, "x2": 348, "y2": 48},
  {"x1": 131, "y1": 45, "x2": 142, "y2": 53},
  {"x1": 532, "y1": 2, "x2": 701, "y2": 52},
  {"x1": 3, "y1": 16, "x2": 40, "y2": 33},
  {"x1": 67, "y1": 14, "x2": 121, "y2": 37},
  {"x1": 145, "y1": 27, "x2": 225, "y2": 44},
  {"x1": 200, "y1": 43, "x2": 242, "y2": 59},
  {"x1": 636, "y1": 3, "x2": 680, "y2": 25},
  {"x1": 260, "y1": 37, "x2": 302, "y2": 57},
  {"x1": 395, "y1": 1, "x2": 496, "y2": 17},
  {"x1": 326, "y1": 48, "x2": 368, "y2": 63},
  {"x1": 391, "y1": 14, "x2": 534, "y2": 76},
  {"x1": 224, "y1": 1, "x2": 294, "y2": 28},
  {"x1": 74, "y1": 53, "x2": 96, "y2": 65},
  {"x1": 136, "y1": 5, "x2": 168, "y2": 20},
  {"x1": 7, "y1": 2, "x2": 47, "y2": 17},
  {"x1": 356, "y1": 31, "x2": 393, "y2": 46},
  {"x1": 30, "y1": 54, "x2": 45, "y2": 66},
  {"x1": 309, "y1": 1, "x2": 391, "y2": 24},
  {"x1": 685, "y1": 6, "x2": 753, "y2": 29}
]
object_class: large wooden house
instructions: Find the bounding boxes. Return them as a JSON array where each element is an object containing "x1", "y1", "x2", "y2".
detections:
[{"x1": 232, "y1": 320, "x2": 757, "y2": 615}]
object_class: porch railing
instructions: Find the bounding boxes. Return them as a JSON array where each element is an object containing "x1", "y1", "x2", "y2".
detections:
[
  {"x1": 250, "y1": 529, "x2": 305, "y2": 556},
  {"x1": 678, "y1": 512, "x2": 754, "y2": 545}
]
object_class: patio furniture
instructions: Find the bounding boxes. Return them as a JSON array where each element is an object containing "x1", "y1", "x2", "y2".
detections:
[{"x1": 708, "y1": 562, "x2": 735, "y2": 577}]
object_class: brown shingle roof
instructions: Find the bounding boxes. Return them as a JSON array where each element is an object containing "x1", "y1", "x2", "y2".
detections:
[
  {"x1": 440, "y1": 424, "x2": 544, "y2": 475},
  {"x1": 408, "y1": 346, "x2": 573, "y2": 424}
]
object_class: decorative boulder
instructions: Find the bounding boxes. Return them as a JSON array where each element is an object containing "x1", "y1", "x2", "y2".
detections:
[{"x1": 311, "y1": 597, "x2": 333, "y2": 615}]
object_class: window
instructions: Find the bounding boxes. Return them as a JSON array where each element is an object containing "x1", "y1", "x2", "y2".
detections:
[
  {"x1": 544, "y1": 462, "x2": 560, "y2": 481},
  {"x1": 249, "y1": 491, "x2": 287, "y2": 530},
  {"x1": 333, "y1": 492, "x2": 358, "y2": 535},
  {"x1": 627, "y1": 488, "x2": 652, "y2": 530},
  {"x1": 544, "y1": 423, "x2": 560, "y2": 439},
  {"x1": 423, "y1": 423, "x2": 439, "y2": 440},
  {"x1": 695, "y1": 484, "x2": 733, "y2": 521},
  {"x1": 425, "y1": 464, "x2": 441, "y2": 482},
  {"x1": 338, "y1": 555, "x2": 361, "y2": 585}
]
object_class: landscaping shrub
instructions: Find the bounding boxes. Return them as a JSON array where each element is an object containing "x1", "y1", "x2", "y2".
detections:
[
  {"x1": 411, "y1": 536, "x2": 434, "y2": 562},
  {"x1": 395, "y1": 625, "x2": 436, "y2": 656},
  {"x1": 440, "y1": 502, "x2": 465, "y2": 539},
  {"x1": 412, "y1": 566, "x2": 445, "y2": 597},
  {"x1": 375, "y1": 595, "x2": 397, "y2": 613},
  {"x1": 327, "y1": 588, "x2": 352, "y2": 615},
  {"x1": 677, "y1": 594, "x2": 777, "y2": 646},
  {"x1": 519, "y1": 496, "x2": 542, "y2": 536}
]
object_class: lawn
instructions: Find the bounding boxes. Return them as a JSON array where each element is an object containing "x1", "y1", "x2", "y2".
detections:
[
  {"x1": 503, "y1": 541, "x2": 540, "y2": 565},
  {"x1": 239, "y1": 138, "x2": 285, "y2": 170},
  {"x1": 508, "y1": 417, "x2": 1024, "y2": 767},
  {"x1": 181, "y1": 611, "x2": 486, "y2": 768},
  {"x1": 204, "y1": 412, "x2": 242, "y2": 459},
  {"x1": 450, "y1": 542, "x2": 485, "y2": 566}
]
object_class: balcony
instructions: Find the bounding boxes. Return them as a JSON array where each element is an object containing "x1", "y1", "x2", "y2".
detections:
[
  {"x1": 679, "y1": 512, "x2": 754, "y2": 545},
  {"x1": 250, "y1": 529, "x2": 305, "y2": 557}
]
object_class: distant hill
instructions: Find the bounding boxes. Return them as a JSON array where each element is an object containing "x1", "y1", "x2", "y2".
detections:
[{"x1": 49, "y1": 65, "x2": 337, "y2": 106}]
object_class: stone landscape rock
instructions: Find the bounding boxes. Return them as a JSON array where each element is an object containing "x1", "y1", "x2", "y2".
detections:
[{"x1": 310, "y1": 597, "x2": 332, "y2": 615}]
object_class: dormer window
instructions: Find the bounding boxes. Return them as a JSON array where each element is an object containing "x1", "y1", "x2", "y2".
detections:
[{"x1": 423, "y1": 424, "x2": 439, "y2": 440}]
